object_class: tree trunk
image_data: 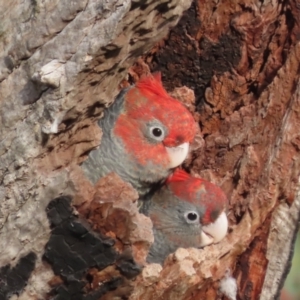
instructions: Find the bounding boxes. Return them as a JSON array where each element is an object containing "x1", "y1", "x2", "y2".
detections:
[
  {"x1": 139, "y1": 1, "x2": 300, "y2": 299},
  {"x1": 1, "y1": 0, "x2": 299, "y2": 300}
]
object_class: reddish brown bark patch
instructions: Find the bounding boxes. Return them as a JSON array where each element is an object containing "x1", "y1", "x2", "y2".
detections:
[
  {"x1": 129, "y1": 1, "x2": 300, "y2": 299},
  {"x1": 236, "y1": 215, "x2": 271, "y2": 300},
  {"x1": 146, "y1": 1, "x2": 242, "y2": 104},
  {"x1": 86, "y1": 173, "x2": 153, "y2": 265}
]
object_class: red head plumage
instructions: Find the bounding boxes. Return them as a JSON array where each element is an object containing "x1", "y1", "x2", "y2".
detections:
[
  {"x1": 166, "y1": 169, "x2": 228, "y2": 225},
  {"x1": 114, "y1": 74, "x2": 196, "y2": 167}
]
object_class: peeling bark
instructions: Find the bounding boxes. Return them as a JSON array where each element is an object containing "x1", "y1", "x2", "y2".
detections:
[{"x1": 1, "y1": 0, "x2": 300, "y2": 300}]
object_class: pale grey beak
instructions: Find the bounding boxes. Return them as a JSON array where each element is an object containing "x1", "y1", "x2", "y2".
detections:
[
  {"x1": 165, "y1": 142, "x2": 189, "y2": 168},
  {"x1": 200, "y1": 211, "x2": 228, "y2": 247}
]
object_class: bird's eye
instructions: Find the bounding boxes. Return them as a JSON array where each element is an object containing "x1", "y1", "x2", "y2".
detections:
[
  {"x1": 184, "y1": 211, "x2": 200, "y2": 224},
  {"x1": 148, "y1": 125, "x2": 165, "y2": 142},
  {"x1": 152, "y1": 127, "x2": 162, "y2": 137}
]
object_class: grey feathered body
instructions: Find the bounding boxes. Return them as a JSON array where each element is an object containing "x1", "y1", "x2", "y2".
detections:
[{"x1": 81, "y1": 88, "x2": 170, "y2": 196}]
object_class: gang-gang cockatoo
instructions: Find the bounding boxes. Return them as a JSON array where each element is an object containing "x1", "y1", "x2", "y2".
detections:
[
  {"x1": 141, "y1": 169, "x2": 229, "y2": 264},
  {"x1": 81, "y1": 74, "x2": 196, "y2": 196}
]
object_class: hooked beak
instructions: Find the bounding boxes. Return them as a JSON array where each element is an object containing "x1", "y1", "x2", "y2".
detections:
[
  {"x1": 200, "y1": 211, "x2": 228, "y2": 247},
  {"x1": 165, "y1": 142, "x2": 189, "y2": 168}
]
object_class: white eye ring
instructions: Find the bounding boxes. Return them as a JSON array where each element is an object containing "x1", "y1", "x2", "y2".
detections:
[
  {"x1": 149, "y1": 125, "x2": 165, "y2": 142},
  {"x1": 184, "y1": 211, "x2": 200, "y2": 224}
]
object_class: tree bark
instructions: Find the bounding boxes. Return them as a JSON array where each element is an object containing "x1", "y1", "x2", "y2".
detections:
[
  {"x1": 140, "y1": 1, "x2": 300, "y2": 299},
  {"x1": 1, "y1": 0, "x2": 300, "y2": 300},
  {"x1": 0, "y1": 1, "x2": 192, "y2": 299}
]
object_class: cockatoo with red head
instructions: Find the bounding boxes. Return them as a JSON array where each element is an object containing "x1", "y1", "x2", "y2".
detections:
[
  {"x1": 81, "y1": 74, "x2": 196, "y2": 196},
  {"x1": 141, "y1": 169, "x2": 228, "y2": 264}
]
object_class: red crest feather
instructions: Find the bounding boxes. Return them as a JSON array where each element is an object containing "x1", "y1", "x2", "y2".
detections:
[
  {"x1": 166, "y1": 169, "x2": 190, "y2": 183},
  {"x1": 136, "y1": 73, "x2": 170, "y2": 99}
]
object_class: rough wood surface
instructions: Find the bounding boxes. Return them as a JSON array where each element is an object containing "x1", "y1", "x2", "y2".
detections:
[
  {"x1": 1, "y1": 0, "x2": 300, "y2": 299},
  {"x1": 0, "y1": 1, "x2": 192, "y2": 299},
  {"x1": 139, "y1": 1, "x2": 300, "y2": 299}
]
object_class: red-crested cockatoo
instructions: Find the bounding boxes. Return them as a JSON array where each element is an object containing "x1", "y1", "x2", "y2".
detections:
[
  {"x1": 81, "y1": 74, "x2": 196, "y2": 196},
  {"x1": 141, "y1": 169, "x2": 229, "y2": 264}
]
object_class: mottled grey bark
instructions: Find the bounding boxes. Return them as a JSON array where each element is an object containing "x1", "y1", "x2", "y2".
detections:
[{"x1": 0, "y1": 1, "x2": 192, "y2": 298}]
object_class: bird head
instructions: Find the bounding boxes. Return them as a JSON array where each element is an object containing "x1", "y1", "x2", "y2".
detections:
[
  {"x1": 146, "y1": 169, "x2": 228, "y2": 263},
  {"x1": 113, "y1": 74, "x2": 196, "y2": 170},
  {"x1": 165, "y1": 169, "x2": 229, "y2": 246}
]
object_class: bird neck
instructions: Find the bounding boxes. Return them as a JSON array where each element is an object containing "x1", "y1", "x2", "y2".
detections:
[{"x1": 147, "y1": 228, "x2": 177, "y2": 264}]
